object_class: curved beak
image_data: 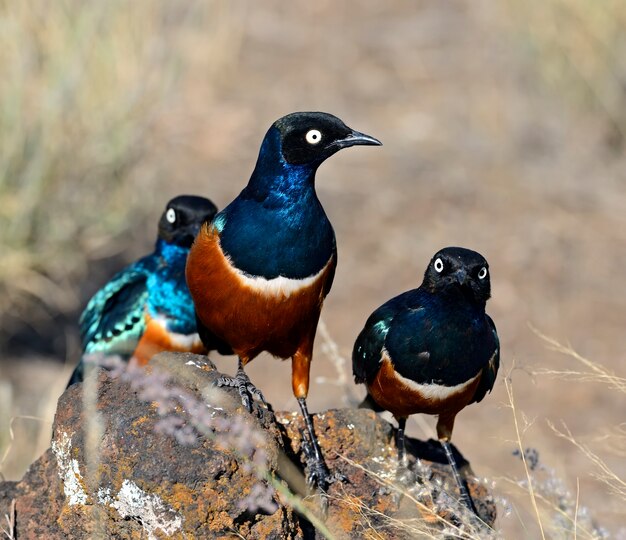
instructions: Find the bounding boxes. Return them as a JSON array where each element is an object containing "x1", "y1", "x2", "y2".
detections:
[{"x1": 332, "y1": 129, "x2": 382, "y2": 150}]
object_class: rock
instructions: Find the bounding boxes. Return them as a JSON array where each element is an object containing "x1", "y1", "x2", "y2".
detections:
[{"x1": 0, "y1": 353, "x2": 496, "y2": 539}]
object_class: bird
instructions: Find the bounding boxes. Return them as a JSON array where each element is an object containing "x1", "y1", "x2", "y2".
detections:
[
  {"x1": 67, "y1": 195, "x2": 218, "y2": 387},
  {"x1": 352, "y1": 247, "x2": 500, "y2": 510},
  {"x1": 186, "y1": 111, "x2": 381, "y2": 491}
]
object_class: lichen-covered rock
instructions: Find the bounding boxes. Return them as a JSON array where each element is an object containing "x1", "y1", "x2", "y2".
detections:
[{"x1": 0, "y1": 353, "x2": 496, "y2": 539}]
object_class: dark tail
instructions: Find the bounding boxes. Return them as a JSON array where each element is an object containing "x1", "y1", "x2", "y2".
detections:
[{"x1": 66, "y1": 361, "x2": 84, "y2": 389}]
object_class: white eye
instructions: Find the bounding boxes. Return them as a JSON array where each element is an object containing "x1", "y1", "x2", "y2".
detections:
[
  {"x1": 305, "y1": 129, "x2": 322, "y2": 145},
  {"x1": 434, "y1": 258, "x2": 444, "y2": 273},
  {"x1": 166, "y1": 208, "x2": 176, "y2": 224},
  {"x1": 478, "y1": 267, "x2": 488, "y2": 279}
]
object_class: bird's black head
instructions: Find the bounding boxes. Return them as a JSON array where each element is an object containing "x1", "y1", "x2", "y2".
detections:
[
  {"x1": 158, "y1": 195, "x2": 218, "y2": 248},
  {"x1": 272, "y1": 112, "x2": 382, "y2": 166},
  {"x1": 422, "y1": 247, "x2": 491, "y2": 305}
]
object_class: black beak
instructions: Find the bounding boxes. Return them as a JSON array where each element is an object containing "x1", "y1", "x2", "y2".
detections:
[
  {"x1": 332, "y1": 129, "x2": 382, "y2": 150},
  {"x1": 454, "y1": 269, "x2": 468, "y2": 286},
  {"x1": 177, "y1": 223, "x2": 202, "y2": 248}
]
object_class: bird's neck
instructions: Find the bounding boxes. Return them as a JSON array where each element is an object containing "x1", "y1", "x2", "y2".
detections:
[
  {"x1": 427, "y1": 286, "x2": 486, "y2": 314},
  {"x1": 154, "y1": 239, "x2": 188, "y2": 265},
  {"x1": 246, "y1": 128, "x2": 318, "y2": 201}
]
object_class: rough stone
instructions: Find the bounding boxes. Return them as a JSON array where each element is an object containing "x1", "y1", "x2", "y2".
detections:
[{"x1": 0, "y1": 353, "x2": 496, "y2": 539}]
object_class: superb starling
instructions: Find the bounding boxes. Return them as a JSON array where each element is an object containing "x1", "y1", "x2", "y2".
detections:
[
  {"x1": 67, "y1": 195, "x2": 218, "y2": 387},
  {"x1": 186, "y1": 112, "x2": 381, "y2": 491},
  {"x1": 352, "y1": 247, "x2": 500, "y2": 509}
]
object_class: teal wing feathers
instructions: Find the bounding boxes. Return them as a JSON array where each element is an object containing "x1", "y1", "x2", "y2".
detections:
[
  {"x1": 79, "y1": 266, "x2": 149, "y2": 357},
  {"x1": 352, "y1": 301, "x2": 399, "y2": 385}
]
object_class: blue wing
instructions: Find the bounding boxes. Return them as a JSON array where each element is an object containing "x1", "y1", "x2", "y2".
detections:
[
  {"x1": 79, "y1": 264, "x2": 149, "y2": 357},
  {"x1": 352, "y1": 291, "x2": 417, "y2": 385},
  {"x1": 68, "y1": 264, "x2": 149, "y2": 388}
]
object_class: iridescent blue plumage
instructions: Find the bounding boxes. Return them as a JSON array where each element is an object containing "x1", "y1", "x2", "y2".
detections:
[
  {"x1": 353, "y1": 247, "x2": 500, "y2": 399},
  {"x1": 146, "y1": 241, "x2": 197, "y2": 334},
  {"x1": 67, "y1": 195, "x2": 217, "y2": 387},
  {"x1": 218, "y1": 127, "x2": 336, "y2": 279},
  {"x1": 354, "y1": 287, "x2": 499, "y2": 394}
]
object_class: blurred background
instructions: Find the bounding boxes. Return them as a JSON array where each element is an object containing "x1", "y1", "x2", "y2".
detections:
[{"x1": 1, "y1": 1, "x2": 624, "y2": 537}]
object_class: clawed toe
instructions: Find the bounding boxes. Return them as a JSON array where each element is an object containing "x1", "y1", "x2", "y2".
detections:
[
  {"x1": 247, "y1": 384, "x2": 266, "y2": 404},
  {"x1": 215, "y1": 368, "x2": 266, "y2": 416},
  {"x1": 300, "y1": 429, "x2": 343, "y2": 494}
]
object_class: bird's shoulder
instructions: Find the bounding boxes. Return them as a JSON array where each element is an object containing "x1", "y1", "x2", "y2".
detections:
[{"x1": 352, "y1": 288, "x2": 423, "y2": 384}]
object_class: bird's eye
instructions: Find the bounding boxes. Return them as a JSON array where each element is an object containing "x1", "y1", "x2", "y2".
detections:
[
  {"x1": 434, "y1": 258, "x2": 444, "y2": 273},
  {"x1": 166, "y1": 208, "x2": 176, "y2": 224},
  {"x1": 305, "y1": 129, "x2": 322, "y2": 145},
  {"x1": 478, "y1": 267, "x2": 488, "y2": 279}
]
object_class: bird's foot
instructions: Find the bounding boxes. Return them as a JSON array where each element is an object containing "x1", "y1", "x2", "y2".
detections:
[
  {"x1": 300, "y1": 431, "x2": 347, "y2": 492},
  {"x1": 216, "y1": 368, "x2": 267, "y2": 415},
  {"x1": 300, "y1": 428, "x2": 345, "y2": 513}
]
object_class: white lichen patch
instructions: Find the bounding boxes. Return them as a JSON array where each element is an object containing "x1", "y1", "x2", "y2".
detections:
[
  {"x1": 101, "y1": 479, "x2": 182, "y2": 539},
  {"x1": 97, "y1": 487, "x2": 112, "y2": 504},
  {"x1": 51, "y1": 431, "x2": 88, "y2": 506}
]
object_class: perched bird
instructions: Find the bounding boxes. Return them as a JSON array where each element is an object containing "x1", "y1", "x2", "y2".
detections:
[
  {"x1": 67, "y1": 195, "x2": 218, "y2": 387},
  {"x1": 352, "y1": 247, "x2": 500, "y2": 509},
  {"x1": 186, "y1": 112, "x2": 381, "y2": 490}
]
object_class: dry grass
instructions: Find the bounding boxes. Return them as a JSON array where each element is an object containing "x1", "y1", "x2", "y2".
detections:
[
  {"x1": 0, "y1": 1, "x2": 241, "y2": 336},
  {"x1": 529, "y1": 325, "x2": 626, "y2": 393},
  {"x1": 504, "y1": 370, "x2": 546, "y2": 540},
  {"x1": 330, "y1": 455, "x2": 495, "y2": 540},
  {"x1": 492, "y1": 330, "x2": 623, "y2": 539},
  {"x1": 505, "y1": 0, "x2": 626, "y2": 143},
  {"x1": 315, "y1": 326, "x2": 622, "y2": 539},
  {"x1": 0, "y1": 499, "x2": 15, "y2": 540}
]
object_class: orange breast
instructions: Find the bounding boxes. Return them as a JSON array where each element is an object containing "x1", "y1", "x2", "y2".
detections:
[
  {"x1": 133, "y1": 316, "x2": 206, "y2": 366},
  {"x1": 186, "y1": 223, "x2": 335, "y2": 362},
  {"x1": 368, "y1": 356, "x2": 481, "y2": 419}
]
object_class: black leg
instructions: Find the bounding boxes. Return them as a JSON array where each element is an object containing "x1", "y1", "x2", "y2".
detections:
[
  {"x1": 396, "y1": 417, "x2": 407, "y2": 466},
  {"x1": 441, "y1": 440, "x2": 477, "y2": 513},
  {"x1": 217, "y1": 358, "x2": 266, "y2": 413},
  {"x1": 297, "y1": 397, "x2": 333, "y2": 493},
  {"x1": 392, "y1": 416, "x2": 417, "y2": 500}
]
